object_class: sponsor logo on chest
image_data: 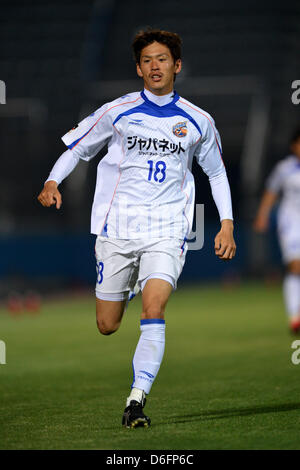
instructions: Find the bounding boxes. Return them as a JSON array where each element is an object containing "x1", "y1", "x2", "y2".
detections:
[{"x1": 127, "y1": 136, "x2": 185, "y2": 155}]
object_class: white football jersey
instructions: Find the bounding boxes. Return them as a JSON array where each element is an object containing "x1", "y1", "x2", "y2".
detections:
[
  {"x1": 62, "y1": 90, "x2": 226, "y2": 239},
  {"x1": 266, "y1": 155, "x2": 300, "y2": 262},
  {"x1": 266, "y1": 155, "x2": 300, "y2": 213}
]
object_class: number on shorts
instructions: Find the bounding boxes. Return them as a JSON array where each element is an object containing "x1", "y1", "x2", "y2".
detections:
[{"x1": 96, "y1": 261, "x2": 104, "y2": 284}]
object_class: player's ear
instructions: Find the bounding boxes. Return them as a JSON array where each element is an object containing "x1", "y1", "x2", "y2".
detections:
[
  {"x1": 174, "y1": 59, "x2": 182, "y2": 75},
  {"x1": 136, "y1": 63, "x2": 143, "y2": 78}
]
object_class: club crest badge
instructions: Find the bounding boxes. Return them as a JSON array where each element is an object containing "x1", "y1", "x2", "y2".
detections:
[{"x1": 173, "y1": 121, "x2": 188, "y2": 138}]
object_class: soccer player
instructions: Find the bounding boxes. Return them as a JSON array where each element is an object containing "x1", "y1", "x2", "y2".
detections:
[
  {"x1": 253, "y1": 128, "x2": 300, "y2": 334},
  {"x1": 38, "y1": 29, "x2": 236, "y2": 428}
]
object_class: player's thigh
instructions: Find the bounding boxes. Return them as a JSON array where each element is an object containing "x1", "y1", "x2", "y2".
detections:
[
  {"x1": 95, "y1": 237, "x2": 135, "y2": 294},
  {"x1": 287, "y1": 259, "x2": 300, "y2": 275},
  {"x1": 96, "y1": 298, "x2": 127, "y2": 335},
  {"x1": 278, "y1": 212, "x2": 300, "y2": 266},
  {"x1": 94, "y1": 236, "x2": 138, "y2": 333},
  {"x1": 139, "y1": 239, "x2": 187, "y2": 319},
  {"x1": 141, "y1": 278, "x2": 173, "y2": 319}
]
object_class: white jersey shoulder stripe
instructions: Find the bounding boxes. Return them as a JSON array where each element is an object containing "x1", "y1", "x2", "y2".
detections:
[
  {"x1": 65, "y1": 94, "x2": 142, "y2": 150},
  {"x1": 177, "y1": 98, "x2": 223, "y2": 160}
]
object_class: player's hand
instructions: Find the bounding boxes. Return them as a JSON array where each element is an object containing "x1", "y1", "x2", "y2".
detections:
[
  {"x1": 37, "y1": 180, "x2": 62, "y2": 209},
  {"x1": 252, "y1": 214, "x2": 268, "y2": 233},
  {"x1": 214, "y1": 219, "x2": 236, "y2": 260}
]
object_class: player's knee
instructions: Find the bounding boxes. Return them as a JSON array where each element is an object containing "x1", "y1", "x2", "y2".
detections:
[
  {"x1": 96, "y1": 318, "x2": 119, "y2": 335},
  {"x1": 142, "y1": 302, "x2": 165, "y2": 319}
]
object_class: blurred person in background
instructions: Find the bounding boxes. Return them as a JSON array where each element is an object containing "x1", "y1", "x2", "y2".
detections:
[
  {"x1": 253, "y1": 127, "x2": 300, "y2": 334},
  {"x1": 37, "y1": 28, "x2": 236, "y2": 428}
]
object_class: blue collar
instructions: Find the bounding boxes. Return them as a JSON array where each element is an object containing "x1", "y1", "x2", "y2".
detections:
[{"x1": 141, "y1": 90, "x2": 180, "y2": 108}]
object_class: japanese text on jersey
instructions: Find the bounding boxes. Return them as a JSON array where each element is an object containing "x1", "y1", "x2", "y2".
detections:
[{"x1": 127, "y1": 136, "x2": 185, "y2": 154}]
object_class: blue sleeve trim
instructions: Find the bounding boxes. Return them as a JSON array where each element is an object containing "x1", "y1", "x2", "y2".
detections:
[
  {"x1": 216, "y1": 138, "x2": 223, "y2": 157},
  {"x1": 67, "y1": 128, "x2": 92, "y2": 150},
  {"x1": 140, "y1": 319, "x2": 165, "y2": 325}
]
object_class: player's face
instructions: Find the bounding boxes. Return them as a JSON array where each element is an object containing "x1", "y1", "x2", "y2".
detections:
[
  {"x1": 291, "y1": 137, "x2": 300, "y2": 159},
  {"x1": 136, "y1": 41, "x2": 181, "y2": 96}
]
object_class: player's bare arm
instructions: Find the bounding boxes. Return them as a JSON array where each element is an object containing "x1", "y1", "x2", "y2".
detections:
[
  {"x1": 37, "y1": 180, "x2": 62, "y2": 209},
  {"x1": 214, "y1": 219, "x2": 236, "y2": 260},
  {"x1": 253, "y1": 190, "x2": 277, "y2": 233}
]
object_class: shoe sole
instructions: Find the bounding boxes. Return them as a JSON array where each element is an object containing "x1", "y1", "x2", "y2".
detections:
[{"x1": 124, "y1": 418, "x2": 150, "y2": 429}]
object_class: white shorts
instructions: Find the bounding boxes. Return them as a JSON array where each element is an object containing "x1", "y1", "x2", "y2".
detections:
[
  {"x1": 278, "y1": 207, "x2": 300, "y2": 263},
  {"x1": 95, "y1": 236, "x2": 188, "y2": 301}
]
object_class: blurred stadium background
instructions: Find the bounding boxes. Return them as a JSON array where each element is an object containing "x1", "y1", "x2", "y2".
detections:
[{"x1": 0, "y1": 0, "x2": 299, "y2": 303}]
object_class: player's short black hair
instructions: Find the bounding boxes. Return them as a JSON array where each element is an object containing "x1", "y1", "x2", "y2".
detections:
[
  {"x1": 132, "y1": 28, "x2": 182, "y2": 64},
  {"x1": 290, "y1": 126, "x2": 300, "y2": 144}
]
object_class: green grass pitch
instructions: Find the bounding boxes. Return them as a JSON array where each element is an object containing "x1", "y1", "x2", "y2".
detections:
[{"x1": 1, "y1": 282, "x2": 300, "y2": 450}]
